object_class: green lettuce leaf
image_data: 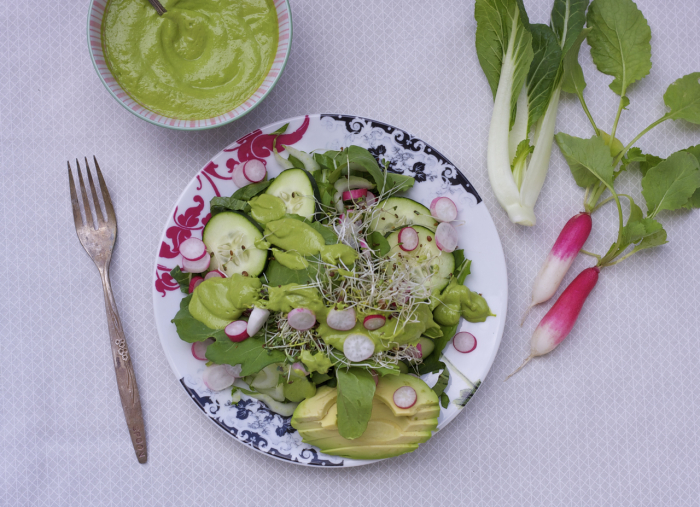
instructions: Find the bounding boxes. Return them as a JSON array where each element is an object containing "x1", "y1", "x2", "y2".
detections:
[
  {"x1": 663, "y1": 72, "x2": 700, "y2": 124},
  {"x1": 171, "y1": 295, "x2": 227, "y2": 343},
  {"x1": 206, "y1": 335, "x2": 285, "y2": 377},
  {"x1": 336, "y1": 367, "x2": 376, "y2": 439},
  {"x1": 554, "y1": 133, "x2": 614, "y2": 188},
  {"x1": 642, "y1": 151, "x2": 700, "y2": 217},
  {"x1": 264, "y1": 259, "x2": 317, "y2": 286}
]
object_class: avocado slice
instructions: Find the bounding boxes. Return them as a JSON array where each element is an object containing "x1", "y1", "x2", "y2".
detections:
[{"x1": 291, "y1": 374, "x2": 439, "y2": 460}]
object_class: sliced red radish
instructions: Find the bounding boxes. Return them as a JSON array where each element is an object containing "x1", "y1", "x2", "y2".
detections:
[
  {"x1": 435, "y1": 222, "x2": 458, "y2": 252},
  {"x1": 242, "y1": 159, "x2": 266, "y2": 183},
  {"x1": 326, "y1": 307, "x2": 357, "y2": 331},
  {"x1": 188, "y1": 276, "x2": 204, "y2": 293},
  {"x1": 179, "y1": 237, "x2": 207, "y2": 261},
  {"x1": 291, "y1": 362, "x2": 309, "y2": 376},
  {"x1": 224, "y1": 364, "x2": 242, "y2": 378},
  {"x1": 366, "y1": 191, "x2": 377, "y2": 206},
  {"x1": 370, "y1": 370, "x2": 379, "y2": 386},
  {"x1": 287, "y1": 308, "x2": 316, "y2": 331},
  {"x1": 453, "y1": 332, "x2": 477, "y2": 353},
  {"x1": 202, "y1": 364, "x2": 236, "y2": 391},
  {"x1": 430, "y1": 197, "x2": 458, "y2": 223},
  {"x1": 247, "y1": 306, "x2": 270, "y2": 337},
  {"x1": 191, "y1": 338, "x2": 214, "y2": 360},
  {"x1": 343, "y1": 334, "x2": 375, "y2": 362},
  {"x1": 363, "y1": 314, "x2": 386, "y2": 330},
  {"x1": 182, "y1": 255, "x2": 210, "y2": 273},
  {"x1": 232, "y1": 163, "x2": 249, "y2": 188},
  {"x1": 342, "y1": 188, "x2": 368, "y2": 202},
  {"x1": 398, "y1": 227, "x2": 419, "y2": 252},
  {"x1": 225, "y1": 321, "x2": 249, "y2": 342},
  {"x1": 393, "y1": 386, "x2": 417, "y2": 409},
  {"x1": 204, "y1": 269, "x2": 226, "y2": 280}
]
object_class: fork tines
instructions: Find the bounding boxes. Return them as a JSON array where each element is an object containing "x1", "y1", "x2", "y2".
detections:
[{"x1": 68, "y1": 157, "x2": 116, "y2": 230}]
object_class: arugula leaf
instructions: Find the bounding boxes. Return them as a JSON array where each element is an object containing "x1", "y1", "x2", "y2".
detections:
[
  {"x1": 307, "y1": 221, "x2": 338, "y2": 244},
  {"x1": 210, "y1": 196, "x2": 249, "y2": 216},
  {"x1": 336, "y1": 367, "x2": 376, "y2": 439},
  {"x1": 264, "y1": 259, "x2": 316, "y2": 286},
  {"x1": 418, "y1": 323, "x2": 458, "y2": 375},
  {"x1": 169, "y1": 266, "x2": 190, "y2": 294},
  {"x1": 367, "y1": 231, "x2": 390, "y2": 257},
  {"x1": 440, "y1": 392, "x2": 449, "y2": 408},
  {"x1": 287, "y1": 154, "x2": 305, "y2": 169},
  {"x1": 621, "y1": 147, "x2": 646, "y2": 168},
  {"x1": 171, "y1": 295, "x2": 227, "y2": 343},
  {"x1": 231, "y1": 180, "x2": 272, "y2": 201},
  {"x1": 586, "y1": 0, "x2": 652, "y2": 98},
  {"x1": 525, "y1": 24, "x2": 563, "y2": 132},
  {"x1": 451, "y1": 249, "x2": 472, "y2": 285},
  {"x1": 431, "y1": 367, "x2": 450, "y2": 398},
  {"x1": 271, "y1": 123, "x2": 289, "y2": 136},
  {"x1": 642, "y1": 151, "x2": 700, "y2": 217},
  {"x1": 206, "y1": 335, "x2": 285, "y2": 377},
  {"x1": 385, "y1": 172, "x2": 415, "y2": 193},
  {"x1": 550, "y1": 0, "x2": 589, "y2": 56},
  {"x1": 663, "y1": 72, "x2": 700, "y2": 124},
  {"x1": 555, "y1": 133, "x2": 614, "y2": 188},
  {"x1": 560, "y1": 28, "x2": 591, "y2": 96}
]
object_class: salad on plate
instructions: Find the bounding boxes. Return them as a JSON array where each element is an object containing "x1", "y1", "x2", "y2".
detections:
[{"x1": 168, "y1": 127, "x2": 494, "y2": 460}]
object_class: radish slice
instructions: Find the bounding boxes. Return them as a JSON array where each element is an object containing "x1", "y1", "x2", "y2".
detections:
[
  {"x1": 435, "y1": 222, "x2": 458, "y2": 252},
  {"x1": 232, "y1": 163, "x2": 250, "y2": 188},
  {"x1": 188, "y1": 276, "x2": 204, "y2": 293},
  {"x1": 343, "y1": 334, "x2": 375, "y2": 362},
  {"x1": 366, "y1": 191, "x2": 377, "y2": 206},
  {"x1": 202, "y1": 364, "x2": 236, "y2": 391},
  {"x1": 287, "y1": 308, "x2": 316, "y2": 331},
  {"x1": 453, "y1": 332, "x2": 477, "y2": 353},
  {"x1": 182, "y1": 254, "x2": 210, "y2": 273},
  {"x1": 204, "y1": 269, "x2": 226, "y2": 280},
  {"x1": 326, "y1": 307, "x2": 357, "y2": 331},
  {"x1": 393, "y1": 386, "x2": 417, "y2": 409},
  {"x1": 430, "y1": 197, "x2": 458, "y2": 223},
  {"x1": 179, "y1": 237, "x2": 207, "y2": 261},
  {"x1": 342, "y1": 188, "x2": 368, "y2": 202},
  {"x1": 225, "y1": 364, "x2": 242, "y2": 378},
  {"x1": 242, "y1": 159, "x2": 267, "y2": 183},
  {"x1": 191, "y1": 338, "x2": 214, "y2": 360},
  {"x1": 247, "y1": 306, "x2": 270, "y2": 337},
  {"x1": 291, "y1": 362, "x2": 309, "y2": 376},
  {"x1": 370, "y1": 370, "x2": 379, "y2": 386},
  {"x1": 225, "y1": 321, "x2": 249, "y2": 342},
  {"x1": 398, "y1": 227, "x2": 419, "y2": 252},
  {"x1": 363, "y1": 314, "x2": 386, "y2": 330}
]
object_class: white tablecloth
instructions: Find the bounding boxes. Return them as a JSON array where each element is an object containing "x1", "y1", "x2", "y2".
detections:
[{"x1": 2, "y1": 0, "x2": 700, "y2": 505}]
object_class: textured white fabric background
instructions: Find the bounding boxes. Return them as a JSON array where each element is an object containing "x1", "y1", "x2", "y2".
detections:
[{"x1": 2, "y1": 0, "x2": 700, "y2": 505}]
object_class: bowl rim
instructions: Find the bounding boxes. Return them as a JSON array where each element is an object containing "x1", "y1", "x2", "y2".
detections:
[{"x1": 86, "y1": 0, "x2": 292, "y2": 131}]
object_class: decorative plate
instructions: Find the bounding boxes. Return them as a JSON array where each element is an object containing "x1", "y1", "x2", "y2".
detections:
[{"x1": 152, "y1": 114, "x2": 508, "y2": 467}]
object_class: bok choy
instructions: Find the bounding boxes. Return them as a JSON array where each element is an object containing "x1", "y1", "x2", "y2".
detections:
[{"x1": 475, "y1": 0, "x2": 588, "y2": 226}]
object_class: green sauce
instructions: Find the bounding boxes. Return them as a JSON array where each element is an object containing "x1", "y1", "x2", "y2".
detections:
[
  {"x1": 433, "y1": 279, "x2": 495, "y2": 325},
  {"x1": 102, "y1": 0, "x2": 278, "y2": 120}
]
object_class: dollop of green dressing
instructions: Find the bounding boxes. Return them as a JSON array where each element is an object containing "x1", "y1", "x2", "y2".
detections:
[
  {"x1": 101, "y1": 0, "x2": 278, "y2": 120},
  {"x1": 249, "y1": 194, "x2": 287, "y2": 225},
  {"x1": 189, "y1": 274, "x2": 261, "y2": 329},
  {"x1": 433, "y1": 279, "x2": 495, "y2": 326}
]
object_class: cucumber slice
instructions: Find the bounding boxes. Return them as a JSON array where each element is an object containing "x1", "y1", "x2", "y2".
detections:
[
  {"x1": 386, "y1": 225, "x2": 454, "y2": 292},
  {"x1": 369, "y1": 197, "x2": 438, "y2": 234},
  {"x1": 202, "y1": 212, "x2": 268, "y2": 277},
  {"x1": 264, "y1": 168, "x2": 320, "y2": 220}
]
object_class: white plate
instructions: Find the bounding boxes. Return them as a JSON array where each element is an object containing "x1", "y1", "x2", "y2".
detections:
[{"x1": 152, "y1": 114, "x2": 508, "y2": 467}]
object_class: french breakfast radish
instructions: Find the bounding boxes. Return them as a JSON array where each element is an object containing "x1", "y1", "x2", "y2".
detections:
[
  {"x1": 521, "y1": 212, "x2": 592, "y2": 324},
  {"x1": 508, "y1": 266, "x2": 600, "y2": 379},
  {"x1": 246, "y1": 306, "x2": 270, "y2": 337}
]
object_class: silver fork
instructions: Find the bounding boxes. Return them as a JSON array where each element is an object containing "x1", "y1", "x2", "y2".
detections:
[{"x1": 68, "y1": 157, "x2": 147, "y2": 464}]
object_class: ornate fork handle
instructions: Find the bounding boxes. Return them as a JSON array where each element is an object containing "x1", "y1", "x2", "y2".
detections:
[{"x1": 100, "y1": 268, "x2": 147, "y2": 464}]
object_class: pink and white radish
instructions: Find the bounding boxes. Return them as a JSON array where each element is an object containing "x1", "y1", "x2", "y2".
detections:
[
  {"x1": 232, "y1": 163, "x2": 249, "y2": 188},
  {"x1": 287, "y1": 308, "x2": 316, "y2": 331},
  {"x1": 435, "y1": 222, "x2": 458, "y2": 252},
  {"x1": 393, "y1": 386, "x2": 417, "y2": 409},
  {"x1": 343, "y1": 334, "x2": 375, "y2": 362},
  {"x1": 363, "y1": 314, "x2": 386, "y2": 330},
  {"x1": 182, "y1": 254, "x2": 210, "y2": 273},
  {"x1": 508, "y1": 266, "x2": 600, "y2": 379},
  {"x1": 246, "y1": 306, "x2": 270, "y2": 337},
  {"x1": 342, "y1": 188, "x2": 368, "y2": 202},
  {"x1": 366, "y1": 191, "x2": 377, "y2": 206},
  {"x1": 179, "y1": 237, "x2": 207, "y2": 261},
  {"x1": 241, "y1": 159, "x2": 266, "y2": 183},
  {"x1": 398, "y1": 227, "x2": 419, "y2": 252},
  {"x1": 522, "y1": 212, "x2": 592, "y2": 324},
  {"x1": 188, "y1": 276, "x2": 204, "y2": 293},
  {"x1": 204, "y1": 269, "x2": 226, "y2": 280},
  {"x1": 191, "y1": 338, "x2": 214, "y2": 360},
  {"x1": 326, "y1": 307, "x2": 357, "y2": 331},
  {"x1": 430, "y1": 197, "x2": 458, "y2": 223},
  {"x1": 453, "y1": 332, "x2": 477, "y2": 353},
  {"x1": 291, "y1": 362, "x2": 309, "y2": 376},
  {"x1": 225, "y1": 321, "x2": 249, "y2": 342},
  {"x1": 202, "y1": 364, "x2": 237, "y2": 391}
]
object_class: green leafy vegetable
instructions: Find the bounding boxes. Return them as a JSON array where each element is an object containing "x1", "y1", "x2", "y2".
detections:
[
  {"x1": 171, "y1": 295, "x2": 227, "y2": 343},
  {"x1": 524, "y1": 24, "x2": 563, "y2": 132},
  {"x1": 662, "y1": 72, "x2": 700, "y2": 124},
  {"x1": 307, "y1": 221, "x2": 338, "y2": 244},
  {"x1": 431, "y1": 367, "x2": 450, "y2": 399},
  {"x1": 210, "y1": 196, "x2": 249, "y2": 216},
  {"x1": 551, "y1": 0, "x2": 588, "y2": 56},
  {"x1": 206, "y1": 335, "x2": 285, "y2": 377},
  {"x1": 561, "y1": 27, "x2": 591, "y2": 96},
  {"x1": 367, "y1": 231, "x2": 391, "y2": 257},
  {"x1": 169, "y1": 266, "x2": 190, "y2": 294},
  {"x1": 555, "y1": 133, "x2": 614, "y2": 188},
  {"x1": 418, "y1": 323, "x2": 458, "y2": 375},
  {"x1": 335, "y1": 367, "x2": 376, "y2": 439},
  {"x1": 641, "y1": 151, "x2": 700, "y2": 217},
  {"x1": 231, "y1": 180, "x2": 272, "y2": 201},
  {"x1": 264, "y1": 259, "x2": 316, "y2": 286}
]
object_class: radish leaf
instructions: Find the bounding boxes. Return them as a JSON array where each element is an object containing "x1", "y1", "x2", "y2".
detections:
[
  {"x1": 555, "y1": 133, "x2": 614, "y2": 187},
  {"x1": 336, "y1": 367, "x2": 376, "y2": 439},
  {"x1": 642, "y1": 151, "x2": 700, "y2": 217},
  {"x1": 663, "y1": 72, "x2": 700, "y2": 124}
]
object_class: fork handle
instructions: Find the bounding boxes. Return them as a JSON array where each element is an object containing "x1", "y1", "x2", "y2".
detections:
[{"x1": 100, "y1": 268, "x2": 148, "y2": 464}]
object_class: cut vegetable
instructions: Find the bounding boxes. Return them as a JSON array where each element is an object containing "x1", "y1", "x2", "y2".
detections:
[
  {"x1": 430, "y1": 197, "x2": 458, "y2": 223},
  {"x1": 393, "y1": 386, "x2": 417, "y2": 409},
  {"x1": 369, "y1": 197, "x2": 437, "y2": 234},
  {"x1": 326, "y1": 307, "x2": 357, "y2": 331},
  {"x1": 242, "y1": 159, "x2": 267, "y2": 183},
  {"x1": 287, "y1": 308, "x2": 316, "y2": 331},
  {"x1": 246, "y1": 306, "x2": 270, "y2": 337},
  {"x1": 366, "y1": 191, "x2": 377, "y2": 206},
  {"x1": 232, "y1": 163, "x2": 249, "y2": 188},
  {"x1": 363, "y1": 314, "x2": 386, "y2": 330},
  {"x1": 342, "y1": 188, "x2": 368, "y2": 202},
  {"x1": 179, "y1": 237, "x2": 207, "y2": 261},
  {"x1": 453, "y1": 332, "x2": 477, "y2": 353},
  {"x1": 182, "y1": 254, "x2": 210, "y2": 273},
  {"x1": 188, "y1": 276, "x2": 204, "y2": 293},
  {"x1": 291, "y1": 362, "x2": 309, "y2": 376},
  {"x1": 435, "y1": 222, "x2": 458, "y2": 253},
  {"x1": 225, "y1": 320, "x2": 249, "y2": 342},
  {"x1": 204, "y1": 269, "x2": 225, "y2": 280},
  {"x1": 191, "y1": 338, "x2": 214, "y2": 360},
  {"x1": 202, "y1": 364, "x2": 237, "y2": 391},
  {"x1": 334, "y1": 176, "x2": 376, "y2": 194},
  {"x1": 264, "y1": 168, "x2": 320, "y2": 220},
  {"x1": 202, "y1": 211, "x2": 267, "y2": 277},
  {"x1": 342, "y1": 334, "x2": 375, "y2": 362},
  {"x1": 398, "y1": 227, "x2": 419, "y2": 252}
]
